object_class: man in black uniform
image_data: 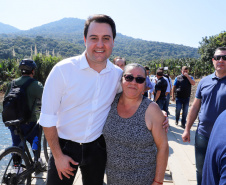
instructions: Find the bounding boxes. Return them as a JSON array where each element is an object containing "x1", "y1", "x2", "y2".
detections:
[
  {"x1": 154, "y1": 69, "x2": 167, "y2": 110},
  {"x1": 172, "y1": 66, "x2": 195, "y2": 128}
]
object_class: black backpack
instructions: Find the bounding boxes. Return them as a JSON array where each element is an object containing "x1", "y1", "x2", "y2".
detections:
[{"x1": 2, "y1": 78, "x2": 35, "y2": 123}]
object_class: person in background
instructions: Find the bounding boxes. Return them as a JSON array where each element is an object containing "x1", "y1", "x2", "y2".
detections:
[
  {"x1": 154, "y1": 68, "x2": 167, "y2": 110},
  {"x1": 148, "y1": 81, "x2": 156, "y2": 100},
  {"x1": 113, "y1": 56, "x2": 126, "y2": 70},
  {"x1": 158, "y1": 67, "x2": 171, "y2": 116},
  {"x1": 144, "y1": 66, "x2": 153, "y2": 97},
  {"x1": 172, "y1": 66, "x2": 195, "y2": 128},
  {"x1": 149, "y1": 74, "x2": 157, "y2": 100},
  {"x1": 4, "y1": 59, "x2": 43, "y2": 170},
  {"x1": 202, "y1": 110, "x2": 226, "y2": 185},
  {"x1": 103, "y1": 63, "x2": 169, "y2": 185},
  {"x1": 182, "y1": 47, "x2": 226, "y2": 185},
  {"x1": 165, "y1": 72, "x2": 172, "y2": 115}
]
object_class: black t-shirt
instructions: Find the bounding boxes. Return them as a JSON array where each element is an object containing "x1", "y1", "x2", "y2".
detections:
[{"x1": 154, "y1": 77, "x2": 167, "y2": 99}]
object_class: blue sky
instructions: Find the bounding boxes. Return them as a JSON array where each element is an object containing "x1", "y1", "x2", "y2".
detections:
[{"x1": 0, "y1": 0, "x2": 225, "y2": 48}]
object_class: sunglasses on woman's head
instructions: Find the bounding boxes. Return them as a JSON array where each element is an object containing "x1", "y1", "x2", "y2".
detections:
[
  {"x1": 123, "y1": 74, "x2": 146, "y2": 84},
  {"x1": 213, "y1": 55, "x2": 226, "y2": 60}
]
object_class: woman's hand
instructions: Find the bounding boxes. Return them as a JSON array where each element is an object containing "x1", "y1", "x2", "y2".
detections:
[{"x1": 162, "y1": 110, "x2": 169, "y2": 133}]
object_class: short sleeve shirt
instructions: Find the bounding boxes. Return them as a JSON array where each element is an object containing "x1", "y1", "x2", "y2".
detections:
[
  {"x1": 154, "y1": 77, "x2": 167, "y2": 99},
  {"x1": 196, "y1": 73, "x2": 226, "y2": 137}
]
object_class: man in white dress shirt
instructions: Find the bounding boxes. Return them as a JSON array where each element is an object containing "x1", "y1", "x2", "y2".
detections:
[
  {"x1": 40, "y1": 14, "x2": 169, "y2": 185},
  {"x1": 40, "y1": 14, "x2": 122, "y2": 185}
]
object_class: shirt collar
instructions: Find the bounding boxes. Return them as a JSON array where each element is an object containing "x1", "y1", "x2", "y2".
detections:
[
  {"x1": 211, "y1": 72, "x2": 226, "y2": 80},
  {"x1": 79, "y1": 52, "x2": 90, "y2": 70},
  {"x1": 211, "y1": 72, "x2": 218, "y2": 79},
  {"x1": 79, "y1": 51, "x2": 113, "y2": 73}
]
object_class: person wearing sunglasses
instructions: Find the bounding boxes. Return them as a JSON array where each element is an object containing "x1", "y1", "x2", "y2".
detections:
[
  {"x1": 39, "y1": 14, "x2": 169, "y2": 185},
  {"x1": 103, "y1": 63, "x2": 169, "y2": 185},
  {"x1": 153, "y1": 69, "x2": 168, "y2": 110},
  {"x1": 182, "y1": 47, "x2": 226, "y2": 185}
]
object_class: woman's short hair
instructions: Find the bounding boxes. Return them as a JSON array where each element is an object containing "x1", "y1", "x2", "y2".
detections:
[{"x1": 123, "y1": 63, "x2": 147, "y2": 77}]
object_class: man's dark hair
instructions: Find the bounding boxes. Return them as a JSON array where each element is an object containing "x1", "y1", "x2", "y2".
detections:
[
  {"x1": 113, "y1": 56, "x2": 126, "y2": 65},
  {"x1": 156, "y1": 69, "x2": 163, "y2": 76},
  {"x1": 182, "y1": 66, "x2": 188, "y2": 71},
  {"x1": 144, "y1": 66, "x2": 150, "y2": 71},
  {"x1": 84, "y1": 14, "x2": 116, "y2": 40},
  {"x1": 215, "y1": 47, "x2": 226, "y2": 53}
]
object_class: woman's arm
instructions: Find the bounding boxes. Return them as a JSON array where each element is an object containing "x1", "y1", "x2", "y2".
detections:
[{"x1": 145, "y1": 102, "x2": 169, "y2": 184}]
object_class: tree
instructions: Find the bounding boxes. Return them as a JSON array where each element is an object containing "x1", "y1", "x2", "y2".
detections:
[{"x1": 198, "y1": 31, "x2": 226, "y2": 66}]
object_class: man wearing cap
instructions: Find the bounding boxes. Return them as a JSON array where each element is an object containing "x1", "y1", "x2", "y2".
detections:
[{"x1": 4, "y1": 59, "x2": 43, "y2": 168}]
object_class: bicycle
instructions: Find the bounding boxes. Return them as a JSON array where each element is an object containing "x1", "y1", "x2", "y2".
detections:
[{"x1": 0, "y1": 119, "x2": 51, "y2": 185}]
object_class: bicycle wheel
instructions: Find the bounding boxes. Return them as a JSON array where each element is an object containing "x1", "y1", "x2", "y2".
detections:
[
  {"x1": 0, "y1": 147, "x2": 31, "y2": 185},
  {"x1": 43, "y1": 135, "x2": 51, "y2": 163}
]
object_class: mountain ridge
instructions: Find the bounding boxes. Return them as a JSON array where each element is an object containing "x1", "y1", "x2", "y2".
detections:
[
  {"x1": 0, "y1": 22, "x2": 20, "y2": 34},
  {"x1": 0, "y1": 18, "x2": 200, "y2": 61}
]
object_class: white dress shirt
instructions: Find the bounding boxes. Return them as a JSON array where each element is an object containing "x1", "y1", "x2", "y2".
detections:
[
  {"x1": 163, "y1": 77, "x2": 170, "y2": 93},
  {"x1": 39, "y1": 52, "x2": 123, "y2": 143}
]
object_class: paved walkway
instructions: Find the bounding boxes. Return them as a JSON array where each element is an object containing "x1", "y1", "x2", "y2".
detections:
[
  {"x1": 167, "y1": 102, "x2": 197, "y2": 185},
  {"x1": 31, "y1": 101, "x2": 198, "y2": 185}
]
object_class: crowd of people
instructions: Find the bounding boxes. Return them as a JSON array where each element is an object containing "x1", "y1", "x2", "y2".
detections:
[{"x1": 2, "y1": 14, "x2": 226, "y2": 185}]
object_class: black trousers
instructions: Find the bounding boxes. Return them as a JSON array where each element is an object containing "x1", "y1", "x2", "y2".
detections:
[{"x1": 46, "y1": 135, "x2": 107, "y2": 185}]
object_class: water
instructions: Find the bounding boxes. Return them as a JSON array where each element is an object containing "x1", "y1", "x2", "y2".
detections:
[
  {"x1": 0, "y1": 103, "x2": 14, "y2": 178},
  {"x1": 0, "y1": 103, "x2": 12, "y2": 153}
]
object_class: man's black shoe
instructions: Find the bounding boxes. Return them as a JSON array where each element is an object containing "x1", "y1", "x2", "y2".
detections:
[
  {"x1": 180, "y1": 125, "x2": 185, "y2": 129},
  {"x1": 175, "y1": 121, "x2": 178, "y2": 125}
]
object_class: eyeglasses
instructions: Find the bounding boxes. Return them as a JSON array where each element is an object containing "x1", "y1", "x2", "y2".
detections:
[
  {"x1": 213, "y1": 55, "x2": 226, "y2": 60},
  {"x1": 123, "y1": 74, "x2": 146, "y2": 84}
]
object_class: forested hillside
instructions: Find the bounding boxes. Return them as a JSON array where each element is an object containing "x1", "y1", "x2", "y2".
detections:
[{"x1": 0, "y1": 18, "x2": 199, "y2": 62}]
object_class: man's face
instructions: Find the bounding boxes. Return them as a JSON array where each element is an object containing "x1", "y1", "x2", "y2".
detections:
[
  {"x1": 115, "y1": 59, "x2": 125, "y2": 70},
  {"x1": 212, "y1": 50, "x2": 226, "y2": 74},
  {"x1": 146, "y1": 70, "x2": 150, "y2": 76},
  {"x1": 84, "y1": 22, "x2": 114, "y2": 65},
  {"x1": 182, "y1": 69, "x2": 188, "y2": 75}
]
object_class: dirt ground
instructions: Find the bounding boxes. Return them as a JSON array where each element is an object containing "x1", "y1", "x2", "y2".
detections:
[
  {"x1": 189, "y1": 79, "x2": 200, "y2": 106},
  {"x1": 0, "y1": 92, "x2": 4, "y2": 103}
]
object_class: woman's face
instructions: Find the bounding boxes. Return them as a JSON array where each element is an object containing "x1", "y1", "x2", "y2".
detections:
[{"x1": 122, "y1": 66, "x2": 146, "y2": 98}]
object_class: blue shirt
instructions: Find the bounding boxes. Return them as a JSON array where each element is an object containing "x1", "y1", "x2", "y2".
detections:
[
  {"x1": 202, "y1": 110, "x2": 226, "y2": 185},
  {"x1": 145, "y1": 76, "x2": 153, "y2": 92},
  {"x1": 196, "y1": 73, "x2": 226, "y2": 138}
]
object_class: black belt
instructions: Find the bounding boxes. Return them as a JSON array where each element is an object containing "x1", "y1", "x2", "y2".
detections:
[{"x1": 59, "y1": 135, "x2": 104, "y2": 146}]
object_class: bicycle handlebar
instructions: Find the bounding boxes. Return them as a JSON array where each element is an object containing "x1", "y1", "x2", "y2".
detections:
[{"x1": 4, "y1": 119, "x2": 24, "y2": 127}]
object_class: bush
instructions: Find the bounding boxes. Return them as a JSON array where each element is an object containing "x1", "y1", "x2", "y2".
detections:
[{"x1": 0, "y1": 55, "x2": 62, "y2": 91}]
